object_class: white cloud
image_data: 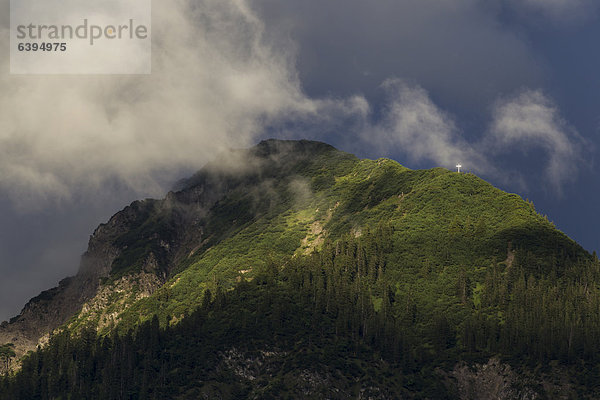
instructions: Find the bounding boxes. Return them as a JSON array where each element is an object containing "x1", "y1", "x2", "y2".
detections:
[
  {"x1": 0, "y1": 0, "x2": 338, "y2": 206},
  {"x1": 363, "y1": 80, "x2": 491, "y2": 174},
  {"x1": 356, "y1": 83, "x2": 584, "y2": 193},
  {"x1": 0, "y1": 0, "x2": 585, "y2": 207},
  {"x1": 489, "y1": 89, "x2": 584, "y2": 191}
]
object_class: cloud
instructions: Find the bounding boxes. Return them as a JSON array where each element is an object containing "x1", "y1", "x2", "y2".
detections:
[
  {"x1": 0, "y1": 0, "x2": 589, "y2": 205},
  {"x1": 489, "y1": 89, "x2": 585, "y2": 191},
  {"x1": 252, "y1": 0, "x2": 543, "y2": 109},
  {"x1": 352, "y1": 82, "x2": 584, "y2": 194},
  {"x1": 0, "y1": 0, "x2": 562, "y2": 209},
  {"x1": 367, "y1": 80, "x2": 490, "y2": 173},
  {"x1": 0, "y1": 0, "x2": 333, "y2": 207}
]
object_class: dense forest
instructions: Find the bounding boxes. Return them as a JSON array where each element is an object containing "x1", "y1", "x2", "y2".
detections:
[{"x1": 2, "y1": 225, "x2": 599, "y2": 399}]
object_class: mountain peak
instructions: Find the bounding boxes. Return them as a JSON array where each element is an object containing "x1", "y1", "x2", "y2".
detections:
[
  {"x1": 1, "y1": 140, "x2": 595, "y2": 399},
  {"x1": 253, "y1": 138, "x2": 337, "y2": 158},
  {"x1": 175, "y1": 139, "x2": 353, "y2": 193}
]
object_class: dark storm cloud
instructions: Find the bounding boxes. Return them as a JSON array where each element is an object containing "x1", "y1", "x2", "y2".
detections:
[
  {"x1": 1, "y1": 0, "x2": 587, "y2": 215},
  {"x1": 505, "y1": 0, "x2": 599, "y2": 23},
  {"x1": 251, "y1": 0, "x2": 590, "y2": 188},
  {"x1": 252, "y1": 0, "x2": 544, "y2": 111}
]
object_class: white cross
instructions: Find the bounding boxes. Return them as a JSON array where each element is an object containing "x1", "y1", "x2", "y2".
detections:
[{"x1": 456, "y1": 164, "x2": 462, "y2": 173}]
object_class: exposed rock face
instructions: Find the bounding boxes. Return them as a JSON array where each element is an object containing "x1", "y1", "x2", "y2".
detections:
[
  {"x1": 0, "y1": 171, "x2": 219, "y2": 358},
  {"x1": 215, "y1": 347, "x2": 395, "y2": 400},
  {"x1": 449, "y1": 358, "x2": 536, "y2": 400},
  {"x1": 0, "y1": 197, "x2": 212, "y2": 359},
  {"x1": 0, "y1": 219, "x2": 122, "y2": 358},
  {"x1": 0, "y1": 139, "x2": 337, "y2": 360},
  {"x1": 447, "y1": 358, "x2": 579, "y2": 400},
  {"x1": 70, "y1": 271, "x2": 163, "y2": 334}
]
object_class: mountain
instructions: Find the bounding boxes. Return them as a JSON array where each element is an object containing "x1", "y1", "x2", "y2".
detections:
[{"x1": 1, "y1": 139, "x2": 598, "y2": 399}]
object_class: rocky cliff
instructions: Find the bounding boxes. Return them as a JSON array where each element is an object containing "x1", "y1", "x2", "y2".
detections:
[{"x1": 0, "y1": 139, "x2": 341, "y2": 359}]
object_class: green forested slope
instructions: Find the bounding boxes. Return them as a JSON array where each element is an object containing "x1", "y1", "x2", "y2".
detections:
[
  {"x1": 112, "y1": 147, "x2": 585, "y2": 334},
  {"x1": 1, "y1": 139, "x2": 597, "y2": 399}
]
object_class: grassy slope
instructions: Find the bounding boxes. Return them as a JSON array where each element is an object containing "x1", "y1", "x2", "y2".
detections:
[{"x1": 109, "y1": 149, "x2": 586, "y2": 334}]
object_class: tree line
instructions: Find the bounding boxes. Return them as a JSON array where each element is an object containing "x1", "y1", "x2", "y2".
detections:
[{"x1": 1, "y1": 224, "x2": 599, "y2": 398}]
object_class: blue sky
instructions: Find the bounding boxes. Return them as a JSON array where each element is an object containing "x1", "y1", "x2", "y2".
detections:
[{"x1": 1, "y1": 0, "x2": 599, "y2": 321}]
